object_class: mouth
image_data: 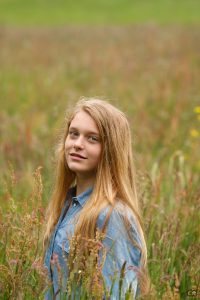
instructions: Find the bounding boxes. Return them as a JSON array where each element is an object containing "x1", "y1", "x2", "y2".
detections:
[{"x1": 70, "y1": 153, "x2": 87, "y2": 159}]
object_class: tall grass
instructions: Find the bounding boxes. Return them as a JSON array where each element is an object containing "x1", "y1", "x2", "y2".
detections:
[
  {"x1": 0, "y1": 25, "x2": 200, "y2": 298},
  {"x1": 140, "y1": 151, "x2": 200, "y2": 299},
  {"x1": 0, "y1": 166, "x2": 47, "y2": 299}
]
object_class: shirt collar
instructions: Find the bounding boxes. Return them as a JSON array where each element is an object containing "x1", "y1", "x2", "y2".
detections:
[{"x1": 68, "y1": 185, "x2": 93, "y2": 207}]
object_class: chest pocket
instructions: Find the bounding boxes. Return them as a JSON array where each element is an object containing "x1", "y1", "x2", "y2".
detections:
[
  {"x1": 55, "y1": 211, "x2": 77, "y2": 255},
  {"x1": 57, "y1": 238, "x2": 70, "y2": 254}
]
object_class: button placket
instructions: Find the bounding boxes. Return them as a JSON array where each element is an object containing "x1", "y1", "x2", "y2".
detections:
[{"x1": 72, "y1": 197, "x2": 79, "y2": 207}]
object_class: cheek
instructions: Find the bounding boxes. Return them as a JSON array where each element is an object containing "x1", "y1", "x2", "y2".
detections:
[
  {"x1": 64, "y1": 137, "x2": 71, "y2": 151},
  {"x1": 64, "y1": 142, "x2": 67, "y2": 152},
  {"x1": 93, "y1": 146, "x2": 102, "y2": 163}
]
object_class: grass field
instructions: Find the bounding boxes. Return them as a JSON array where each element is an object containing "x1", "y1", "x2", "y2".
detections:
[
  {"x1": 1, "y1": 24, "x2": 200, "y2": 299},
  {"x1": 0, "y1": 0, "x2": 200, "y2": 25},
  {"x1": 0, "y1": 3, "x2": 200, "y2": 298}
]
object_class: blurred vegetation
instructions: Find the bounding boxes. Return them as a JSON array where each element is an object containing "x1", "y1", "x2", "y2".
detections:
[
  {"x1": 0, "y1": 17, "x2": 200, "y2": 300},
  {"x1": 0, "y1": 0, "x2": 200, "y2": 26}
]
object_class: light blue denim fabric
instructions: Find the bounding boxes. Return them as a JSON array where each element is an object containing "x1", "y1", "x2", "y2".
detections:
[{"x1": 44, "y1": 186, "x2": 142, "y2": 299}]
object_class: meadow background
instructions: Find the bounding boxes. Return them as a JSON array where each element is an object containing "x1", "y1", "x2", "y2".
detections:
[{"x1": 0, "y1": 0, "x2": 200, "y2": 299}]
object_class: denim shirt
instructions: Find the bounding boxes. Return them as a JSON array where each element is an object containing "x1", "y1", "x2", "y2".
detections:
[{"x1": 44, "y1": 186, "x2": 142, "y2": 299}]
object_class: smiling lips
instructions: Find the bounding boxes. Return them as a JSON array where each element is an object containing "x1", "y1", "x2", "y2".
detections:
[{"x1": 70, "y1": 153, "x2": 87, "y2": 159}]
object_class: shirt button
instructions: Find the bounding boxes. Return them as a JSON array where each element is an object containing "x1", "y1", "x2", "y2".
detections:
[{"x1": 73, "y1": 202, "x2": 77, "y2": 207}]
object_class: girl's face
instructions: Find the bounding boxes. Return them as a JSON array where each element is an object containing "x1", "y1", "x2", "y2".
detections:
[{"x1": 65, "y1": 110, "x2": 102, "y2": 179}]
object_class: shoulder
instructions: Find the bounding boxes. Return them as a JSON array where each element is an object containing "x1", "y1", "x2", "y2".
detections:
[
  {"x1": 97, "y1": 202, "x2": 142, "y2": 246},
  {"x1": 97, "y1": 202, "x2": 136, "y2": 227}
]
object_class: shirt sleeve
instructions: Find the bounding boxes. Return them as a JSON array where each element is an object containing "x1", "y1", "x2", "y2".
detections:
[{"x1": 97, "y1": 206, "x2": 142, "y2": 299}]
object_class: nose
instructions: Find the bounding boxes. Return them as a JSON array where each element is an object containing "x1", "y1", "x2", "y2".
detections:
[{"x1": 73, "y1": 135, "x2": 84, "y2": 149}]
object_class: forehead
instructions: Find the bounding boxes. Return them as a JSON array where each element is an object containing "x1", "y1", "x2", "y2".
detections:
[{"x1": 69, "y1": 110, "x2": 99, "y2": 134}]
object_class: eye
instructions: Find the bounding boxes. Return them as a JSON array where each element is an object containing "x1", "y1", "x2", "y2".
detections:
[
  {"x1": 68, "y1": 130, "x2": 79, "y2": 138},
  {"x1": 88, "y1": 135, "x2": 99, "y2": 142}
]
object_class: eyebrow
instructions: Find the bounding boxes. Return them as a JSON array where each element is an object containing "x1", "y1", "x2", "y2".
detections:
[{"x1": 69, "y1": 126, "x2": 100, "y2": 135}]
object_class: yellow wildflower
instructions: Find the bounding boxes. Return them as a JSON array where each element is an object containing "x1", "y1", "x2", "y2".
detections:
[
  {"x1": 194, "y1": 106, "x2": 200, "y2": 114},
  {"x1": 190, "y1": 129, "x2": 199, "y2": 137}
]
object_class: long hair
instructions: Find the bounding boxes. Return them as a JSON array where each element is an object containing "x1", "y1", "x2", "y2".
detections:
[{"x1": 43, "y1": 97, "x2": 150, "y2": 295}]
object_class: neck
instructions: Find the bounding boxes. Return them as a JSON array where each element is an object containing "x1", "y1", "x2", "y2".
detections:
[{"x1": 76, "y1": 175, "x2": 94, "y2": 196}]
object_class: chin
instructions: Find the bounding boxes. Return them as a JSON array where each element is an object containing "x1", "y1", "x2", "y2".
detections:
[{"x1": 67, "y1": 164, "x2": 84, "y2": 173}]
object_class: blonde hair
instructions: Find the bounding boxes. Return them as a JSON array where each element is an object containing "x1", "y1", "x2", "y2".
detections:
[{"x1": 43, "y1": 97, "x2": 150, "y2": 295}]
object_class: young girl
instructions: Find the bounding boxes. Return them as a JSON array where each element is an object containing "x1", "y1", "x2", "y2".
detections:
[{"x1": 43, "y1": 98, "x2": 149, "y2": 299}]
